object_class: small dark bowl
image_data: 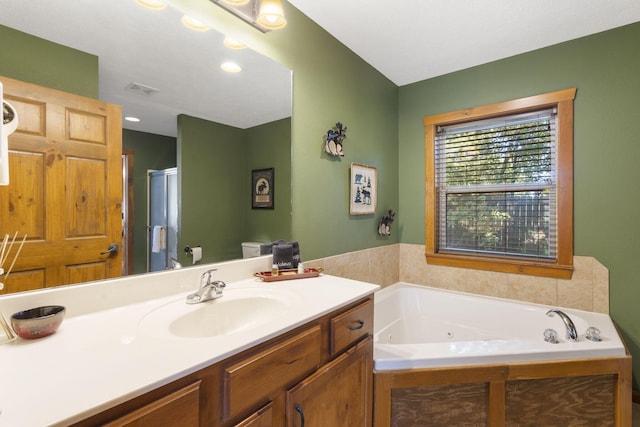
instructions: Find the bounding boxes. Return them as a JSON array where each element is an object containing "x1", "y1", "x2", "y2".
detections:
[{"x1": 10, "y1": 305, "x2": 66, "y2": 339}]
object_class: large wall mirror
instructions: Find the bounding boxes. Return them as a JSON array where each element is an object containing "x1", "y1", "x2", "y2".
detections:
[{"x1": 0, "y1": 0, "x2": 292, "y2": 292}]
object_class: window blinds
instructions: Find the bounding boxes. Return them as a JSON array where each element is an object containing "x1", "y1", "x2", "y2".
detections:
[{"x1": 434, "y1": 108, "x2": 557, "y2": 260}]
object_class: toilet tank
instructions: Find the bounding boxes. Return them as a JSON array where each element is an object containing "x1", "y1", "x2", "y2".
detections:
[{"x1": 241, "y1": 242, "x2": 262, "y2": 259}]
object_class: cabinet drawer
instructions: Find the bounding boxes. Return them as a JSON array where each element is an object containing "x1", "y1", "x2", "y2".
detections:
[
  {"x1": 223, "y1": 325, "x2": 322, "y2": 421},
  {"x1": 103, "y1": 381, "x2": 201, "y2": 427},
  {"x1": 330, "y1": 299, "x2": 373, "y2": 355}
]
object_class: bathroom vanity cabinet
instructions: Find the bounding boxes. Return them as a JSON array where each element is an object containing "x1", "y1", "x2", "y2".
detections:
[{"x1": 71, "y1": 296, "x2": 374, "y2": 427}]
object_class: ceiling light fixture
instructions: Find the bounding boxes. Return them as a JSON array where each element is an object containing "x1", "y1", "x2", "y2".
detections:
[
  {"x1": 125, "y1": 116, "x2": 141, "y2": 122},
  {"x1": 257, "y1": 0, "x2": 286, "y2": 30},
  {"x1": 223, "y1": 36, "x2": 247, "y2": 50},
  {"x1": 209, "y1": 0, "x2": 286, "y2": 32},
  {"x1": 134, "y1": 0, "x2": 167, "y2": 11},
  {"x1": 221, "y1": 62, "x2": 242, "y2": 73},
  {"x1": 181, "y1": 15, "x2": 210, "y2": 31}
]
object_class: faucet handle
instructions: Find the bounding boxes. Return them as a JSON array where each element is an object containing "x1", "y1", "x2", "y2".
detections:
[
  {"x1": 544, "y1": 328, "x2": 559, "y2": 344},
  {"x1": 585, "y1": 326, "x2": 601, "y2": 342},
  {"x1": 210, "y1": 280, "x2": 226, "y2": 296},
  {"x1": 200, "y1": 269, "x2": 218, "y2": 287}
]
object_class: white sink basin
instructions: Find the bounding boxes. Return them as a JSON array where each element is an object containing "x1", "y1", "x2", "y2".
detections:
[{"x1": 139, "y1": 287, "x2": 298, "y2": 339}]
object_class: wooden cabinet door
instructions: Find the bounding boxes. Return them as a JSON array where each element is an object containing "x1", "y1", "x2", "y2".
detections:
[
  {"x1": 0, "y1": 75, "x2": 122, "y2": 293},
  {"x1": 234, "y1": 402, "x2": 274, "y2": 427},
  {"x1": 286, "y1": 337, "x2": 373, "y2": 427}
]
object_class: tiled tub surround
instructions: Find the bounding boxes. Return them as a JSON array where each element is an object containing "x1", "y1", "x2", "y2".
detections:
[
  {"x1": 0, "y1": 256, "x2": 379, "y2": 426},
  {"x1": 307, "y1": 243, "x2": 609, "y2": 313}
]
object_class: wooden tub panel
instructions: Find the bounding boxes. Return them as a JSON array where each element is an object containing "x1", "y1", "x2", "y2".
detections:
[
  {"x1": 505, "y1": 375, "x2": 615, "y2": 426},
  {"x1": 374, "y1": 355, "x2": 632, "y2": 427},
  {"x1": 391, "y1": 382, "x2": 488, "y2": 426}
]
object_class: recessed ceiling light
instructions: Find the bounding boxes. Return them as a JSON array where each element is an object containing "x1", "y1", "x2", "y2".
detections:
[
  {"x1": 221, "y1": 0, "x2": 250, "y2": 5},
  {"x1": 221, "y1": 62, "x2": 242, "y2": 73},
  {"x1": 125, "y1": 116, "x2": 141, "y2": 123},
  {"x1": 134, "y1": 0, "x2": 166, "y2": 11},
  {"x1": 181, "y1": 15, "x2": 210, "y2": 32},
  {"x1": 223, "y1": 36, "x2": 247, "y2": 50}
]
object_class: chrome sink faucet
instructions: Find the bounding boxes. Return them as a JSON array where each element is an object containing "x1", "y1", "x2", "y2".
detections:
[
  {"x1": 546, "y1": 309, "x2": 578, "y2": 342},
  {"x1": 186, "y1": 269, "x2": 226, "y2": 304}
]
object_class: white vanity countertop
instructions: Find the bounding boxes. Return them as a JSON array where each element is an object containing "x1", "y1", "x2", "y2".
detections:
[{"x1": 0, "y1": 273, "x2": 379, "y2": 427}]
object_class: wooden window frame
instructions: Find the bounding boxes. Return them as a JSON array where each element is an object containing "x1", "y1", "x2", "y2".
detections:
[{"x1": 424, "y1": 89, "x2": 576, "y2": 279}]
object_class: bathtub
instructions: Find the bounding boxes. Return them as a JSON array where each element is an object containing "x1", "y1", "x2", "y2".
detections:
[{"x1": 373, "y1": 282, "x2": 626, "y2": 371}]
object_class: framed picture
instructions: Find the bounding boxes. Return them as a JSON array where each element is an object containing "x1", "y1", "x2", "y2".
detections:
[
  {"x1": 252, "y1": 168, "x2": 274, "y2": 209},
  {"x1": 350, "y1": 163, "x2": 377, "y2": 215}
]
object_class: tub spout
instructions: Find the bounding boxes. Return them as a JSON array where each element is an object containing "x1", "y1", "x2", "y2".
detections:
[{"x1": 546, "y1": 309, "x2": 578, "y2": 342}]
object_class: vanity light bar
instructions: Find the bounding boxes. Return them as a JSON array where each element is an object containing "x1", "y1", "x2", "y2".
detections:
[{"x1": 209, "y1": 0, "x2": 286, "y2": 32}]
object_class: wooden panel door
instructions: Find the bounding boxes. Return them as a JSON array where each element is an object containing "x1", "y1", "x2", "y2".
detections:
[
  {"x1": 0, "y1": 75, "x2": 123, "y2": 293},
  {"x1": 286, "y1": 337, "x2": 373, "y2": 427}
]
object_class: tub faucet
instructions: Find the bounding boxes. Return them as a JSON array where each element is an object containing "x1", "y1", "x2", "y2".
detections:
[
  {"x1": 186, "y1": 269, "x2": 226, "y2": 304},
  {"x1": 546, "y1": 309, "x2": 578, "y2": 342}
]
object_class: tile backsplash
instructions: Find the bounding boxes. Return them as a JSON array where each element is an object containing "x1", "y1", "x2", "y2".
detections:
[{"x1": 307, "y1": 243, "x2": 609, "y2": 313}]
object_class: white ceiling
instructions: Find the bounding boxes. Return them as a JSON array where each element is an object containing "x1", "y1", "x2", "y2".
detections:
[
  {"x1": 0, "y1": 0, "x2": 292, "y2": 137},
  {"x1": 289, "y1": 0, "x2": 640, "y2": 86}
]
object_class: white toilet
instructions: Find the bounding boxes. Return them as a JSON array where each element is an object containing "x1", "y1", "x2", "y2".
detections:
[{"x1": 241, "y1": 242, "x2": 262, "y2": 259}]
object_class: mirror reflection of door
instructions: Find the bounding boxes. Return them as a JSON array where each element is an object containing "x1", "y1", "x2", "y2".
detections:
[
  {"x1": 147, "y1": 168, "x2": 178, "y2": 272},
  {"x1": 122, "y1": 149, "x2": 135, "y2": 276},
  {"x1": 0, "y1": 76, "x2": 123, "y2": 294}
]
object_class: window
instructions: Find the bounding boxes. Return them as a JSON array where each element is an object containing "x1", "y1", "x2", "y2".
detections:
[{"x1": 424, "y1": 89, "x2": 576, "y2": 279}]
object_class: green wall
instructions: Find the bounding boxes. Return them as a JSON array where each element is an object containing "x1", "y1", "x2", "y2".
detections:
[
  {"x1": 178, "y1": 115, "x2": 292, "y2": 264},
  {"x1": 279, "y1": 7, "x2": 400, "y2": 260},
  {"x1": 0, "y1": 25, "x2": 98, "y2": 98},
  {"x1": 122, "y1": 129, "x2": 177, "y2": 275},
  {"x1": 178, "y1": 115, "x2": 247, "y2": 263},
  {"x1": 398, "y1": 22, "x2": 640, "y2": 387},
  {"x1": 245, "y1": 118, "x2": 293, "y2": 243}
]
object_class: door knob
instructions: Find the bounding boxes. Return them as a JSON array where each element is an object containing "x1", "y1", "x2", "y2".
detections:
[{"x1": 100, "y1": 243, "x2": 119, "y2": 256}]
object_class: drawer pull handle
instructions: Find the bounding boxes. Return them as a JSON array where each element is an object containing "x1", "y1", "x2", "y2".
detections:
[
  {"x1": 349, "y1": 320, "x2": 365, "y2": 331},
  {"x1": 295, "y1": 404, "x2": 305, "y2": 427}
]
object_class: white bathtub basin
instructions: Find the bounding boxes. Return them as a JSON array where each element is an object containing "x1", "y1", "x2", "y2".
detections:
[
  {"x1": 374, "y1": 283, "x2": 627, "y2": 370},
  {"x1": 139, "y1": 287, "x2": 297, "y2": 339}
]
